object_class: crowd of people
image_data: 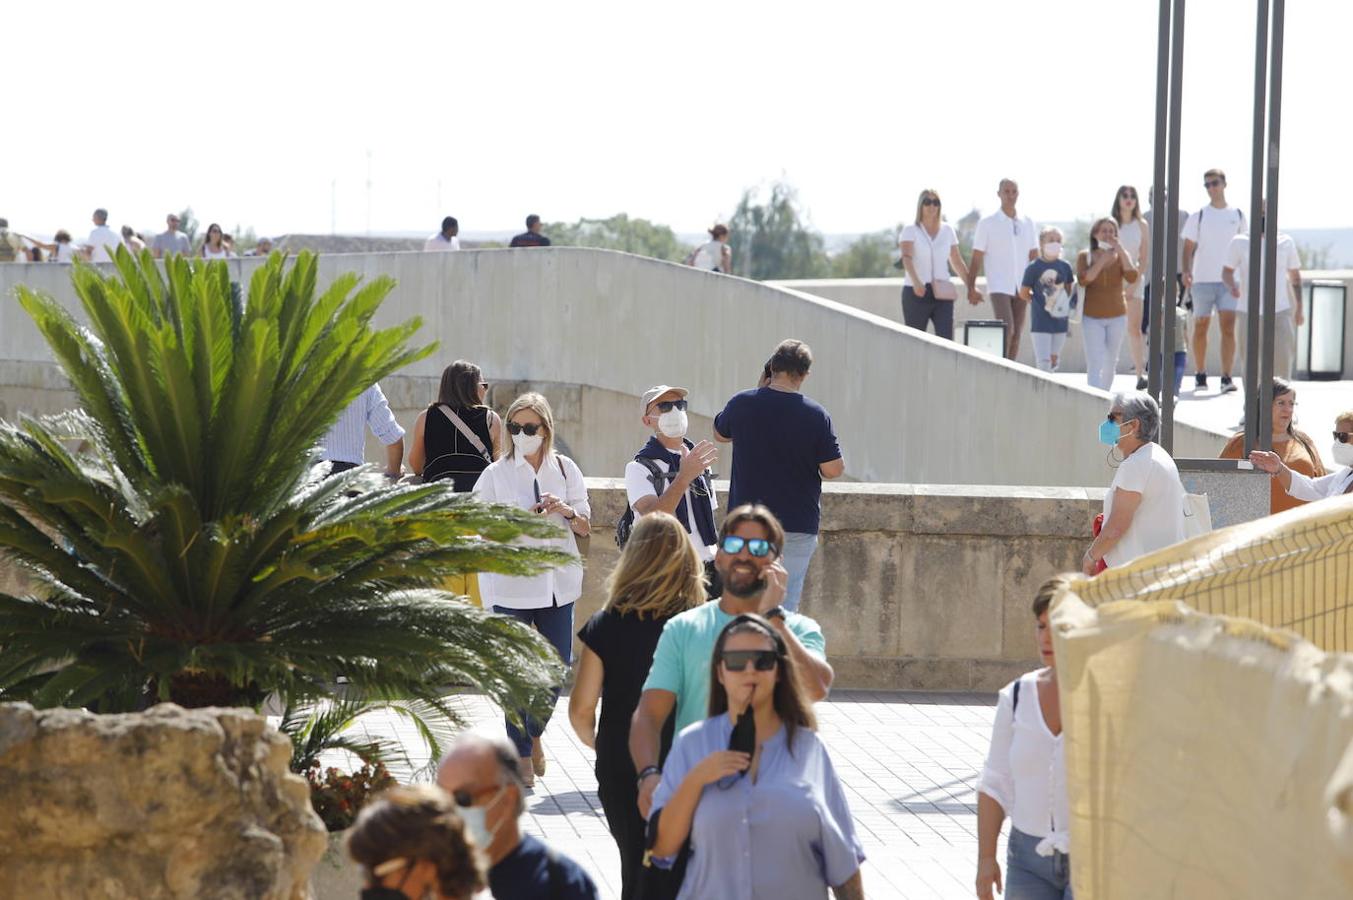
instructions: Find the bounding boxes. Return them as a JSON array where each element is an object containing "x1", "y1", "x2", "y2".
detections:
[
  {"x1": 899, "y1": 170, "x2": 1307, "y2": 395},
  {"x1": 0, "y1": 210, "x2": 274, "y2": 263}
]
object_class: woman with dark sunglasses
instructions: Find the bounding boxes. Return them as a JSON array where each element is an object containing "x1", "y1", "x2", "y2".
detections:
[
  {"x1": 1112, "y1": 185, "x2": 1151, "y2": 389},
  {"x1": 647, "y1": 615, "x2": 865, "y2": 899},
  {"x1": 1250, "y1": 409, "x2": 1353, "y2": 499}
]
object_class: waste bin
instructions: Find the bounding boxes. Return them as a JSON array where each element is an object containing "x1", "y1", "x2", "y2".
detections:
[
  {"x1": 1295, "y1": 281, "x2": 1347, "y2": 380},
  {"x1": 964, "y1": 320, "x2": 1008, "y2": 358}
]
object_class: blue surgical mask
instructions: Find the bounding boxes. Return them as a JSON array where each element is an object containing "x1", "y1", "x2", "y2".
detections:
[{"x1": 1098, "y1": 418, "x2": 1122, "y2": 446}]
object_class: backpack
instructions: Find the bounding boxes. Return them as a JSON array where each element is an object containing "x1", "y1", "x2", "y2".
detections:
[{"x1": 615, "y1": 457, "x2": 667, "y2": 548}]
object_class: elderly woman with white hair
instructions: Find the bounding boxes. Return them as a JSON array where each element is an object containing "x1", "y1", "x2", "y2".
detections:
[{"x1": 1082, "y1": 391, "x2": 1187, "y2": 575}]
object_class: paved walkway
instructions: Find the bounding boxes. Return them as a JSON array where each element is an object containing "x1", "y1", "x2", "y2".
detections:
[{"x1": 353, "y1": 690, "x2": 1001, "y2": 900}]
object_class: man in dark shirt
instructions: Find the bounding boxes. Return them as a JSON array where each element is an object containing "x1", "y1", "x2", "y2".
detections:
[
  {"x1": 438, "y1": 732, "x2": 599, "y2": 899},
  {"x1": 713, "y1": 339, "x2": 844, "y2": 612},
  {"x1": 510, "y1": 214, "x2": 552, "y2": 248}
]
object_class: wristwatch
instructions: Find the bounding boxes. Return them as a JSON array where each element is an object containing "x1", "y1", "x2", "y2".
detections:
[{"x1": 763, "y1": 606, "x2": 786, "y2": 622}]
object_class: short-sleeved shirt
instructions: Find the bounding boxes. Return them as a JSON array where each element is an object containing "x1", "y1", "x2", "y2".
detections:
[
  {"x1": 489, "y1": 835, "x2": 599, "y2": 900},
  {"x1": 424, "y1": 232, "x2": 461, "y2": 251},
  {"x1": 510, "y1": 231, "x2": 552, "y2": 247},
  {"x1": 651, "y1": 714, "x2": 864, "y2": 899},
  {"x1": 1181, "y1": 205, "x2": 1246, "y2": 282},
  {"x1": 1103, "y1": 442, "x2": 1186, "y2": 568},
  {"x1": 714, "y1": 388, "x2": 841, "y2": 535},
  {"x1": 624, "y1": 456, "x2": 718, "y2": 562},
  {"x1": 642, "y1": 600, "x2": 827, "y2": 733},
  {"x1": 85, "y1": 225, "x2": 124, "y2": 263},
  {"x1": 899, "y1": 222, "x2": 959, "y2": 289},
  {"x1": 153, "y1": 230, "x2": 191, "y2": 257},
  {"x1": 578, "y1": 608, "x2": 679, "y2": 769},
  {"x1": 973, "y1": 211, "x2": 1039, "y2": 295},
  {"x1": 1021, "y1": 257, "x2": 1077, "y2": 334},
  {"x1": 1223, "y1": 233, "x2": 1302, "y2": 314}
]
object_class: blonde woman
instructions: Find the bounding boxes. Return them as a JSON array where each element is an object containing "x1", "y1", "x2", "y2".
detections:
[
  {"x1": 1112, "y1": 186, "x2": 1151, "y2": 389},
  {"x1": 473, "y1": 392, "x2": 591, "y2": 786},
  {"x1": 569, "y1": 512, "x2": 706, "y2": 900},
  {"x1": 899, "y1": 188, "x2": 973, "y2": 340}
]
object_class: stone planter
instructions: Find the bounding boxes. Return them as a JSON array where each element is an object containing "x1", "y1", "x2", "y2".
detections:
[{"x1": 310, "y1": 829, "x2": 365, "y2": 898}]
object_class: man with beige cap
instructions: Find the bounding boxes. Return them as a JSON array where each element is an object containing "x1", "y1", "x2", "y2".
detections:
[{"x1": 623, "y1": 385, "x2": 721, "y2": 595}]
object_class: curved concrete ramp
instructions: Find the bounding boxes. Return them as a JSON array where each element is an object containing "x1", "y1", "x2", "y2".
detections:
[{"x1": 0, "y1": 248, "x2": 1223, "y2": 486}]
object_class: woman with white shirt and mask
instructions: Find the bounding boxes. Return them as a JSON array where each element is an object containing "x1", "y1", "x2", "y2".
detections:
[
  {"x1": 1249, "y1": 409, "x2": 1353, "y2": 500},
  {"x1": 976, "y1": 576, "x2": 1073, "y2": 900},
  {"x1": 899, "y1": 188, "x2": 975, "y2": 341},
  {"x1": 473, "y1": 392, "x2": 591, "y2": 787}
]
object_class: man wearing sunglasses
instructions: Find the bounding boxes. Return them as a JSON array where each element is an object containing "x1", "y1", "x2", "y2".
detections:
[
  {"x1": 437, "y1": 732, "x2": 600, "y2": 899},
  {"x1": 629, "y1": 504, "x2": 835, "y2": 819},
  {"x1": 626, "y1": 385, "x2": 721, "y2": 593},
  {"x1": 1182, "y1": 168, "x2": 1247, "y2": 393}
]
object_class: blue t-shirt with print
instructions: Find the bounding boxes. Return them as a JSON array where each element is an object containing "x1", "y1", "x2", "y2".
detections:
[{"x1": 1022, "y1": 258, "x2": 1077, "y2": 334}]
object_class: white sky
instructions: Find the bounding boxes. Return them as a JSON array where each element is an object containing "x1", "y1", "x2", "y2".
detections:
[{"x1": 7, "y1": 0, "x2": 1352, "y2": 238}]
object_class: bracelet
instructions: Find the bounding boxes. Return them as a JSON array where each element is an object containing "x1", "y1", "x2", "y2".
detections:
[{"x1": 636, "y1": 765, "x2": 661, "y2": 785}]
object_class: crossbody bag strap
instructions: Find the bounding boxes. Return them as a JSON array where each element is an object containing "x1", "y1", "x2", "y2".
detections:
[{"x1": 436, "y1": 405, "x2": 493, "y2": 464}]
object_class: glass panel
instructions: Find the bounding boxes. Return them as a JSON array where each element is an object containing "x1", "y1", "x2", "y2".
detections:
[
  {"x1": 1309, "y1": 284, "x2": 1346, "y2": 375},
  {"x1": 1296, "y1": 284, "x2": 1310, "y2": 375},
  {"x1": 965, "y1": 322, "x2": 1006, "y2": 358}
]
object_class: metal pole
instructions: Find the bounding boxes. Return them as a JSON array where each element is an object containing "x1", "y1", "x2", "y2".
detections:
[
  {"x1": 1258, "y1": 0, "x2": 1286, "y2": 448},
  {"x1": 1160, "y1": 0, "x2": 1186, "y2": 454},
  {"x1": 1147, "y1": 0, "x2": 1173, "y2": 401},
  {"x1": 1244, "y1": 0, "x2": 1269, "y2": 455}
]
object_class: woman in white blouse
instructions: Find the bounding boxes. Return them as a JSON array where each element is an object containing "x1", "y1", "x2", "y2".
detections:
[
  {"x1": 473, "y1": 392, "x2": 591, "y2": 786},
  {"x1": 899, "y1": 188, "x2": 974, "y2": 341},
  {"x1": 976, "y1": 576, "x2": 1072, "y2": 900},
  {"x1": 200, "y1": 223, "x2": 235, "y2": 260},
  {"x1": 1112, "y1": 186, "x2": 1151, "y2": 390},
  {"x1": 1250, "y1": 409, "x2": 1353, "y2": 499}
]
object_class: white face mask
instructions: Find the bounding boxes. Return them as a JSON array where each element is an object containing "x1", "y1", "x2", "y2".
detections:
[
  {"x1": 511, "y1": 431, "x2": 544, "y2": 456},
  {"x1": 1332, "y1": 441, "x2": 1353, "y2": 468},
  {"x1": 657, "y1": 409, "x2": 689, "y2": 439},
  {"x1": 455, "y1": 787, "x2": 505, "y2": 850},
  {"x1": 1042, "y1": 241, "x2": 1062, "y2": 259}
]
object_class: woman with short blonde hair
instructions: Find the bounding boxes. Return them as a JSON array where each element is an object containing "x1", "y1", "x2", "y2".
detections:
[
  {"x1": 569, "y1": 512, "x2": 705, "y2": 900},
  {"x1": 473, "y1": 391, "x2": 590, "y2": 786}
]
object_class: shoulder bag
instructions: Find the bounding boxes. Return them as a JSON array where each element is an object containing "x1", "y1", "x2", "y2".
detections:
[{"x1": 924, "y1": 227, "x2": 958, "y2": 300}]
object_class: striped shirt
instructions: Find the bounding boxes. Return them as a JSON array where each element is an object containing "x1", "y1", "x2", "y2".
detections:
[{"x1": 321, "y1": 384, "x2": 405, "y2": 465}]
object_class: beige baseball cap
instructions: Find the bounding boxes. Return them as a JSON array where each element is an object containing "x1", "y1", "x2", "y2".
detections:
[{"x1": 640, "y1": 385, "x2": 688, "y2": 416}]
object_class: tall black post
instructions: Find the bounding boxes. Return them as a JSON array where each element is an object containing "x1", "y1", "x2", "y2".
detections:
[
  {"x1": 1244, "y1": 0, "x2": 1270, "y2": 454},
  {"x1": 1159, "y1": 0, "x2": 1186, "y2": 453},
  {"x1": 1147, "y1": 0, "x2": 1173, "y2": 402},
  {"x1": 1258, "y1": 0, "x2": 1286, "y2": 448}
]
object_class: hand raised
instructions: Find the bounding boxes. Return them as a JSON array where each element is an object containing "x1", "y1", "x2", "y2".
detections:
[{"x1": 690, "y1": 750, "x2": 753, "y2": 787}]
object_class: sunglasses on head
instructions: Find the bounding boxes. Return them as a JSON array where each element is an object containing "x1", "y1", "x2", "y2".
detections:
[
  {"x1": 506, "y1": 422, "x2": 544, "y2": 436},
  {"x1": 721, "y1": 649, "x2": 779, "y2": 672},
  {"x1": 922, "y1": 198, "x2": 941, "y2": 207},
  {"x1": 1204, "y1": 179, "x2": 1222, "y2": 188},
  {"x1": 653, "y1": 399, "x2": 688, "y2": 413},
  {"x1": 721, "y1": 535, "x2": 777, "y2": 557},
  {"x1": 1335, "y1": 432, "x2": 1351, "y2": 444}
]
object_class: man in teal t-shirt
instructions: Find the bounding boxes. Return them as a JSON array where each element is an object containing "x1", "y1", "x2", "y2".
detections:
[{"x1": 629, "y1": 504, "x2": 835, "y2": 819}]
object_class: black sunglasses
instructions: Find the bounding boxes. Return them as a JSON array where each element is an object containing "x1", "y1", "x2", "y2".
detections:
[
  {"x1": 720, "y1": 535, "x2": 776, "y2": 557},
  {"x1": 1120, "y1": 191, "x2": 1137, "y2": 199},
  {"x1": 654, "y1": 399, "x2": 688, "y2": 413},
  {"x1": 1335, "y1": 431, "x2": 1351, "y2": 444},
  {"x1": 506, "y1": 422, "x2": 544, "y2": 436},
  {"x1": 1204, "y1": 179, "x2": 1223, "y2": 188},
  {"x1": 480, "y1": 381, "x2": 489, "y2": 389},
  {"x1": 922, "y1": 198, "x2": 941, "y2": 207},
  {"x1": 721, "y1": 649, "x2": 779, "y2": 672}
]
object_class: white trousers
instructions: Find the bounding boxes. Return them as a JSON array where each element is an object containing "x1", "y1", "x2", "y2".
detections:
[
  {"x1": 1083, "y1": 315, "x2": 1127, "y2": 390},
  {"x1": 1032, "y1": 332, "x2": 1068, "y2": 372}
]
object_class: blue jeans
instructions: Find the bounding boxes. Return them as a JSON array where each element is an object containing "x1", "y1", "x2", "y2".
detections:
[
  {"x1": 1006, "y1": 828, "x2": 1073, "y2": 900},
  {"x1": 779, "y1": 532, "x2": 819, "y2": 613},
  {"x1": 493, "y1": 601, "x2": 574, "y2": 757}
]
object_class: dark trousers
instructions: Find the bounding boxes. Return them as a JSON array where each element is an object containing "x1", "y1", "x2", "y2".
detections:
[
  {"x1": 493, "y1": 600, "x2": 574, "y2": 757},
  {"x1": 901, "y1": 285, "x2": 955, "y2": 340},
  {"x1": 597, "y1": 747, "x2": 645, "y2": 900},
  {"x1": 703, "y1": 559, "x2": 723, "y2": 599}
]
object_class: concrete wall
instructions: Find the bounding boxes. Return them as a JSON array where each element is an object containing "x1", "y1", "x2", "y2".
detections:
[
  {"x1": 773, "y1": 271, "x2": 1353, "y2": 379},
  {"x1": 0, "y1": 248, "x2": 1225, "y2": 486}
]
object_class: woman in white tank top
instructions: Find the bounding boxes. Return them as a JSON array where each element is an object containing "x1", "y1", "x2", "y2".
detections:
[
  {"x1": 1113, "y1": 186, "x2": 1151, "y2": 388},
  {"x1": 689, "y1": 223, "x2": 732, "y2": 273},
  {"x1": 200, "y1": 222, "x2": 235, "y2": 261}
]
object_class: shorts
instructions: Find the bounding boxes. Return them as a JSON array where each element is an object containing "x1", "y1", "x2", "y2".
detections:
[{"x1": 1190, "y1": 282, "x2": 1238, "y2": 318}]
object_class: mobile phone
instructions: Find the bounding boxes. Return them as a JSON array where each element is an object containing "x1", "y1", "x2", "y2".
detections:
[
  {"x1": 532, "y1": 478, "x2": 543, "y2": 513},
  {"x1": 728, "y1": 704, "x2": 756, "y2": 773}
]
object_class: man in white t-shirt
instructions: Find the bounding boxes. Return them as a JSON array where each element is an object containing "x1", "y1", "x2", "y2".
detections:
[
  {"x1": 82, "y1": 208, "x2": 124, "y2": 263},
  {"x1": 424, "y1": 216, "x2": 460, "y2": 251},
  {"x1": 1222, "y1": 204, "x2": 1304, "y2": 380},
  {"x1": 968, "y1": 179, "x2": 1039, "y2": 360},
  {"x1": 625, "y1": 385, "x2": 721, "y2": 594},
  {"x1": 1181, "y1": 169, "x2": 1247, "y2": 393}
]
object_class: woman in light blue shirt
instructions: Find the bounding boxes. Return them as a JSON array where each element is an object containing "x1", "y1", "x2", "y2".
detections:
[{"x1": 649, "y1": 614, "x2": 865, "y2": 899}]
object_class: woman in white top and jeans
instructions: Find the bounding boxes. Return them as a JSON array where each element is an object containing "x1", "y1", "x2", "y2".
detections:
[
  {"x1": 1082, "y1": 391, "x2": 1186, "y2": 575},
  {"x1": 977, "y1": 576, "x2": 1072, "y2": 900},
  {"x1": 689, "y1": 224, "x2": 732, "y2": 273},
  {"x1": 200, "y1": 223, "x2": 234, "y2": 260},
  {"x1": 900, "y1": 188, "x2": 974, "y2": 340},
  {"x1": 1112, "y1": 186, "x2": 1151, "y2": 389},
  {"x1": 474, "y1": 392, "x2": 591, "y2": 786}
]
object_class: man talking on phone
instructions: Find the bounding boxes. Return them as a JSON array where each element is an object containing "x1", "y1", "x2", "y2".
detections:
[{"x1": 629, "y1": 504, "x2": 835, "y2": 820}]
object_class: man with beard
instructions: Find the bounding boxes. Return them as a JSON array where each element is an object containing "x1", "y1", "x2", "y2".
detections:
[{"x1": 628, "y1": 504, "x2": 835, "y2": 820}]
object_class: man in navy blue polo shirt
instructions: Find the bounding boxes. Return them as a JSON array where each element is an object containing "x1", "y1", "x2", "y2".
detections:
[
  {"x1": 510, "y1": 214, "x2": 552, "y2": 248},
  {"x1": 713, "y1": 339, "x2": 844, "y2": 611}
]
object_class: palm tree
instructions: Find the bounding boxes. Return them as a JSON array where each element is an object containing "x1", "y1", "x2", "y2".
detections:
[{"x1": 0, "y1": 249, "x2": 570, "y2": 717}]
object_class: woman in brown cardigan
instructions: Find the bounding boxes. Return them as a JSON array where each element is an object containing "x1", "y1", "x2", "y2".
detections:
[
  {"x1": 1220, "y1": 377, "x2": 1325, "y2": 514},
  {"x1": 1077, "y1": 217, "x2": 1139, "y2": 390}
]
